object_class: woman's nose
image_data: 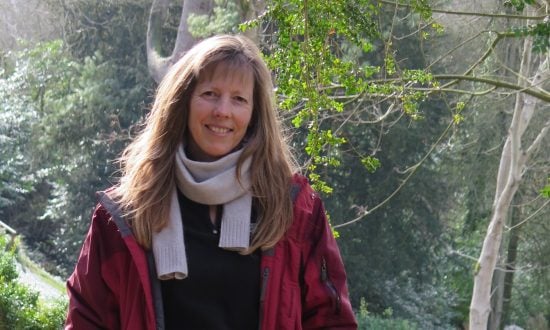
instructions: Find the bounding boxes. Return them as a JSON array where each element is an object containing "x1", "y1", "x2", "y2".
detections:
[{"x1": 213, "y1": 97, "x2": 231, "y2": 118}]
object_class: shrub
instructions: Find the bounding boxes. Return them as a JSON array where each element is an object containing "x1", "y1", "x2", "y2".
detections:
[
  {"x1": 0, "y1": 234, "x2": 67, "y2": 329},
  {"x1": 356, "y1": 297, "x2": 419, "y2": 330}
]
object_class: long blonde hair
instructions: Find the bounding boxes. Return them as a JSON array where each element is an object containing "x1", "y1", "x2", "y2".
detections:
[{"x1": 112, "y1": 35, "x2": 296, "y2": 252}]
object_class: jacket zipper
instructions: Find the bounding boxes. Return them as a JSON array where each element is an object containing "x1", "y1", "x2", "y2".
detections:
[
  {"x1": 258, "y1": 267, "x2": 270, "y2": 330},
  {"x1": 321, "y1": 257, "x2": 342, "y2": 315}
]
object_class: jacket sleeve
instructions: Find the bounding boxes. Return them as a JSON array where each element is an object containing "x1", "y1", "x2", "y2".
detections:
[
  {"x1": 65, "y1": 206, "x2": 119, "y2": 329},
  {"x1": 300, "y1": 193, "x2": 357, "y2": 329}
]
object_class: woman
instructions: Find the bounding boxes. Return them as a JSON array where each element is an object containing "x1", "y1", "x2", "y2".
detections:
[{"x1": 66, "y1": 35, "x2": 357, "y2": 330}]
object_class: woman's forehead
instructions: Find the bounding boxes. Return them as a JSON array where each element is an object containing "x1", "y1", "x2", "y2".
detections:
[{"x1": 198, "y1": 61, "x2": 254, "y2": 84}]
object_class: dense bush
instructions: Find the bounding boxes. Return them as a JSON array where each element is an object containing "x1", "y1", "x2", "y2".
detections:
[
  {"x1": 0, "y1": 234, "x2": 67, "y2": 329},
  {"x1": 356, "y1": 298, "x2": 419, "y2": 330},
  {"x1": 1, "y1": 39, "x2": 149, "y2": 276}
]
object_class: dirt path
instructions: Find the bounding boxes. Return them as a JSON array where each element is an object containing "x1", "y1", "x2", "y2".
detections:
[{"x1": 16, "y1": 262, "x2": 65, "y2": 300}]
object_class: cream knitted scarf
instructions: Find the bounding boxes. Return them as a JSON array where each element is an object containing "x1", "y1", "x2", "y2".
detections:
[{"x1": 152, "y1": 144, "x2": 252, "y2": 280}]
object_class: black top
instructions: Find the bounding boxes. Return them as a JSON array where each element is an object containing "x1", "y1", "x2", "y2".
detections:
[{"x1": 160, "y1": 190, "x2": 261, "y2": 330}]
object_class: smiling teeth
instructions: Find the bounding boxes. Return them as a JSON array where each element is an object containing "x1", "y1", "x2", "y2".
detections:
[{"x1": 209, "y1": 126, "x2": 230, "y2": 134}]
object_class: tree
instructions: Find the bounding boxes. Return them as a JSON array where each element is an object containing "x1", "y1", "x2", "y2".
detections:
[
  {"x1": 0, "y1": 41, "x2": 120, "y2": 272},
  {"x1": 469, "y1": 35, "x2": 549, "y2": 329},
  {"x1": 146, "y1": 0, "x2": 258, "y2": 82},
  {"x1": 388, "y1": 0, "x2": 550, "y2": 326},
  {"x1": 0, "y1": 0, "x2": 60, "y2": 50},
  {"x1": 1, "y1": 0, "x2": 158, "y2": 274}
]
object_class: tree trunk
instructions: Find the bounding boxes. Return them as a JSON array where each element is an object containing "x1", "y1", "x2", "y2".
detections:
[
  {"x1": 469, "y1": 155, "x2": 520, "y2": 329},
  {"x1": 489, "y1": 248, "x2": 506, "y2": 330},
  {"x1": 502, "y1": 202, "x2": 522, "y2": 327},
  {"x1": 146, "y1": 0, "x2": 260, "y2": 83},
  {"x1": 146, "y1": 0, "x2": 212, "y2": 83},
  {"x1": 488, "y1": 88, "x2": 517, "y2": 330},
  {"x1": 468, "y1": 34, "x2": 548, "y2": 329},
  {"x1": 489, "y1": 194, "x2": 523, "y2": 330}
]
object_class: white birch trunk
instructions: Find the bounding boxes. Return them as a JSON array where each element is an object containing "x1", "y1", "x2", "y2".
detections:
[
  {"x1": 468, "y1": 35, "x2": 549, "y2": 329},
  {"x1": 146, "y1": 0, "x2": 212, "y2": 83},
  {"x1": 146, "y1": 0, "x2": 260, "y2": 83}
]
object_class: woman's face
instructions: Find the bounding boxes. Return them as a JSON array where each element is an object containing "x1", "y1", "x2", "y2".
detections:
[{"x1": 186, "y1": 63, "x2": 254, "y2": 162}]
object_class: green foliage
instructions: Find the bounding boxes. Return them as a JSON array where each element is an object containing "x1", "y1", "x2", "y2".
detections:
[
  {"x1": 1, "y1": 1, "x2": 154, "y2": 276},
  {"x1": 356, "y1": 298, "x2": 419, "y2": 330},
  {"x1": 0, "y1": 41, "x2": 50, "y2": 214},
  {"x1": 0, "y1": 234, "x2": 67, "y2": 329},
  {"x1": 502, "y1": 0, "x2": 550, "y2": 52},
  {"x1": 243, "y1": 0, "x2": 441, "y2": 194},
  {"x1": 541, "y1": 178, "x2": 550, "y2": 198},
  {"x1": 357, "y1": 314, "x2": 418, "y2": 330},
  {"x1": 0, "y1": 238, "x2": 18, "y2": 283},
  {"x1": 452, "y1": 102, "x2": 465, "y2": 125},
  {"x1": 409, "y1": 0, "x2": 432, "y2": 21},
  {"x1": 377, "y1": 276, "x2": 459, "y2": 328},
  {"x1": 504, "y1": 0, "x2": 536, "y2": 12},
  {"x1": 361, "y1": 156, "x2": 381, "y2": 173},
  {"x1": 57, "y1": 0, "x2": 152, "y2": 66},
  {"x1": 511, "y1": 22, "x2": 550, "y2": 53},
  {"x1": 245, "y1": 0, "x2": 382, "y2": 192},
  {"x1": 188, "y1": 0, "x2": 241, "y2": 37},
  {"x1": 0, "y1": 36, "x2": 148, "y2": 275}
]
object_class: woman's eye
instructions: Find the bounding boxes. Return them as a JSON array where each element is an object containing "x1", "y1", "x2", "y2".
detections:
[
  {"x1": 234, "y1": 96, "x2": 248, "y2": 103},
  {"x1": 202, "y1": 91, "x2": 216, "y2": 97}
]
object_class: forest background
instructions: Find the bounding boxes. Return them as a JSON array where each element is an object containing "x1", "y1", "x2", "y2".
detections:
[{"x1": 0, "y1": 0, "x2": 548, "y2": 329}]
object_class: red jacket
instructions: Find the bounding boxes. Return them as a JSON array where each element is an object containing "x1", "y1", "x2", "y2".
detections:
[{"x1": 66, "y1": 175, "x2": 357, "y2": 329}]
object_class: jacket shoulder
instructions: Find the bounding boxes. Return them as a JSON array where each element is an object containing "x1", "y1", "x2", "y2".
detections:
[
  {"x1": 289, "y1": 174, "x2": 326, "y2": 239},
  {"x1": 291, "y1": 174, "x2": 316, "y2": 208},
  {"x1": 93, "y1": 190, "x2": 133, "y2": 238}
]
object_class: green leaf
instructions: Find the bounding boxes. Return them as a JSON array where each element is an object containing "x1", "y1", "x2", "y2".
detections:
[
  {"x1": 541, "y1": 178, "x2": 550, "y2": 198},
  {"x1": 453, "y1": 113, "x2": 464, "y2": 125},
  {"x1": 361, "y1": 156, "x2": 381, "y2": 173}
]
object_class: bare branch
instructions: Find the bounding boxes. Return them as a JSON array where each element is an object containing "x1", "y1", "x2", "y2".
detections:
[
  {"x1": 427, "y1": 30, "x2": 489, "y2": 70},
  {"x1": 463, "y1": 34, "x2": 504, "y2": 77},
  {"x1": 526, "y1": 120, "x2": 550, "y2": 159},
  {"x1": 334, "y1": 118, "x2": 455, "y2": 228},
  {"x1": 414, "y1": 86, "x2": 498, "y2": 96},
  {"x1": 507, "y1": 199, "x2": 550, "y2": 231},
  {"x1": 376, "y1": 0, "x2": 548, "y2": 20},
  {"x1": 435, "y1": 74, "x2": 550, "y2": 102}
]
